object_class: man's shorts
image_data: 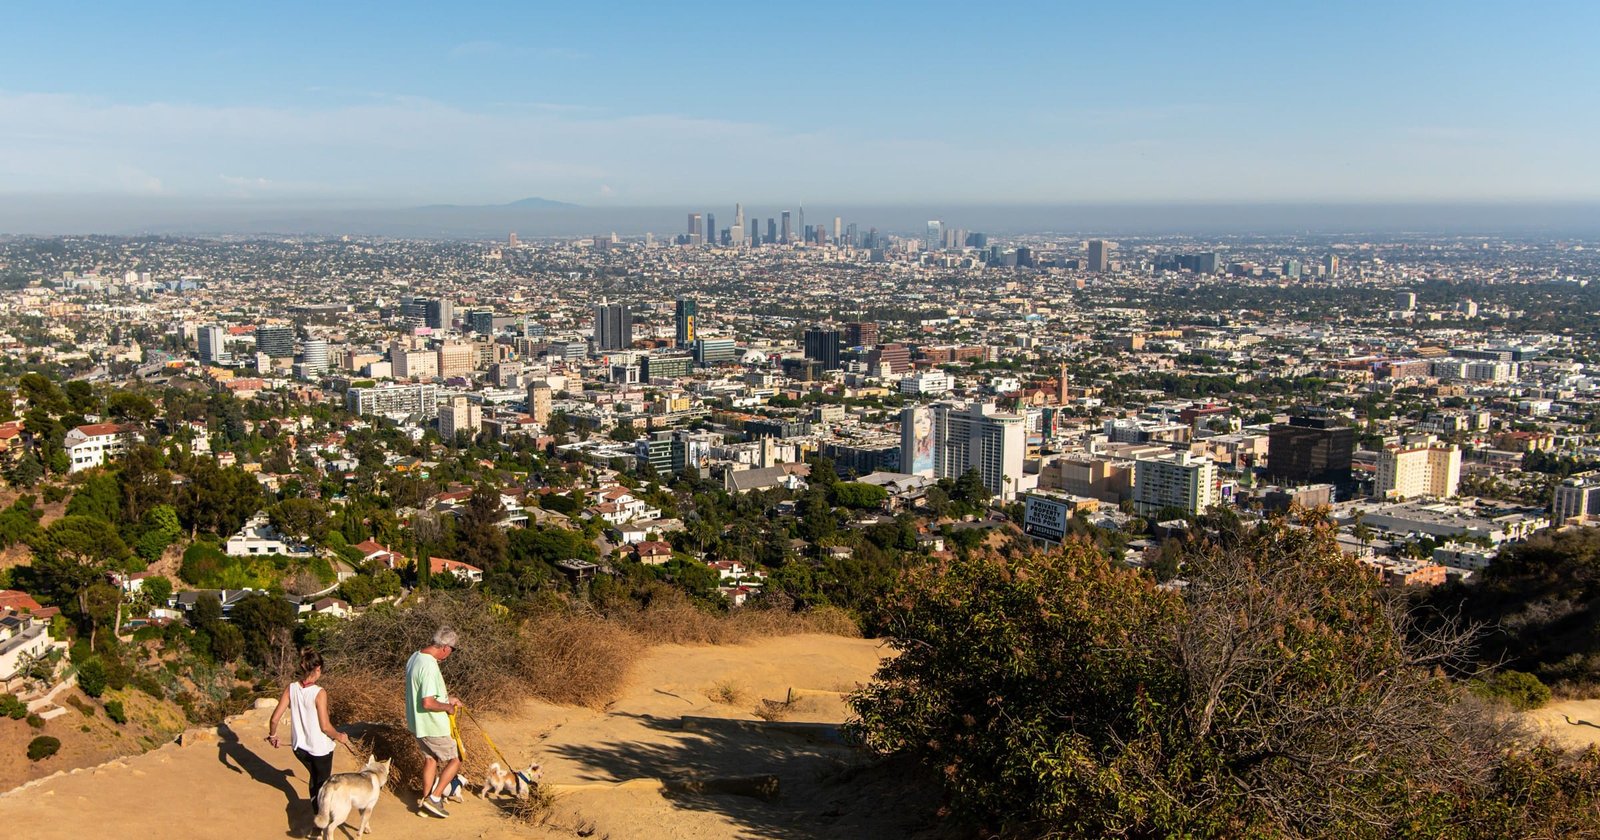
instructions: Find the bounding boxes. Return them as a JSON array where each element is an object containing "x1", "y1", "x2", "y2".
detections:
[{"x1": 416, "y1": 735, "x2": 458, "y2": 762}]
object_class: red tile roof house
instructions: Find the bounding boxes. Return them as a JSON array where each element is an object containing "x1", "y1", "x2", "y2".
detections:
[
  {"x1": 64, "y1": 422, "x2": 141, "y2": 473},
  {"x1": 429, "y1": 557, "x2": 484, "y2": 584},
  {"x1": 635, "y1": 541, "x2": 674, "y2": 566},
  {"x1": 352, "y1": 539, "x2": 408, "y2": 570}
]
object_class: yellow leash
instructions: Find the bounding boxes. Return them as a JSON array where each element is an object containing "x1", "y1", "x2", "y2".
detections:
[{"x1": 454, "y1": 705, "x2": 515, "y2": 769}]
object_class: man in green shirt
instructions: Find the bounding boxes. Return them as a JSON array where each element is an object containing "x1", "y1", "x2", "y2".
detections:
[{"x1": 406, "y1": 627, "x2": 462, "y2": 818}]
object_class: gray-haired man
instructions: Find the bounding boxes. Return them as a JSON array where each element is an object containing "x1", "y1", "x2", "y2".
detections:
[{"x1": 406, "y1": 627, "x2": 462, "y2": 817}]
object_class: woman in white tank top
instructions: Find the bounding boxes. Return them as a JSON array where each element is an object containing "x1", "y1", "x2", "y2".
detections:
[{"x1": 266, "y1": 650, "x2": 351, "y2": 819}]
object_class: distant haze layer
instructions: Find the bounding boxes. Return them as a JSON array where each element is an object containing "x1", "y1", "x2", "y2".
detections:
[{"x1": 2, "y1": 197, "x2": 1599, "y2": 239}]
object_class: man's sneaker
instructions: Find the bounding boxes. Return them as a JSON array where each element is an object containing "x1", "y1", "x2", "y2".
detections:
[{"x1": 420, "y1": 797, "x2": 449, "y2": 818}]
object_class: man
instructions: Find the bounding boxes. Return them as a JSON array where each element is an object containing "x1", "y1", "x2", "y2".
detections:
[{"x1": 406, "y1": 627, "x2": 463, "y2": 818}]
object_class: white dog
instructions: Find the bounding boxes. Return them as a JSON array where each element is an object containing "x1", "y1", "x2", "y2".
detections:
[
  {"x1": 480, "y1": 761, "x2": 542, "y2": 799},
  {"x1": 313, "y1": 755, "x2": 392, "y2": 840}
]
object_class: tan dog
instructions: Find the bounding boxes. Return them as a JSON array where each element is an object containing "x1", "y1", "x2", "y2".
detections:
[
  {"x1": 480, "y1": 761, "x2": 542, "y2": 799},
  {"x1": 313, "y1": 755, "x2": 392, "y2": 839}
]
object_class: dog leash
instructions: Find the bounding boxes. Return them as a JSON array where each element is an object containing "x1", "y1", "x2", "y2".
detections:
[{"x1": 454, "y1": 705, "x2": 515, "y2": 770}]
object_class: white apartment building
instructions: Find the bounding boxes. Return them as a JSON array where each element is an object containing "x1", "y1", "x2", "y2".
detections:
[
  {"x1": 1133, "y1": 451, "x2": 1219, "y2": 517},
  {"x1": 901, "y1": 402, "x2": 1025, "y2": 500},
  {"x1": 898, "y1": 370, "x2": 952, "y2": 396},
  {"x1": 1554, "y1": 473, "x2": 1600, "y2": 524},
  {"x1": 64, "y1": 423, "x2": 140, "y2": 473},
  {"x1": 1374, "y1": 436, "x2": 1461, "y2": 500},
  {"x1": 346, "y1": 383, "x2": 440, "y2": 419}
]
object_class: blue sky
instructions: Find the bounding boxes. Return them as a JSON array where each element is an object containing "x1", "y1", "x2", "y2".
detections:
[{"x1": 1, "y1": 0, "x2": 1596, "y2": 205}]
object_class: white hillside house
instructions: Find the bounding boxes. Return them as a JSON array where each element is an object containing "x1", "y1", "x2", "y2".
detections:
[{"x1": 65, "y1": 422, "x2": 141, "y2": 473}]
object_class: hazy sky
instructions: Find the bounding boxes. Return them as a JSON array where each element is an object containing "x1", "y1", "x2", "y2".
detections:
[{"x1": 2, "y1": 0, "x2": 1597, "y2": 206}]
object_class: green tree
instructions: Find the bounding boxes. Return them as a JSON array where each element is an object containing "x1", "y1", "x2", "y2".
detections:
[
  {"x1": 76, "y1": 658, "x2": 108, "y2": 697},
  {"x1": 267, "y1": 498, "x2": 329, "y2": 547},
  {"x1": 230, "y1": 592, "x2": 296, "y2": 667},
  {"x1": 140, "y1": 575, "x2": 172, "y2": 608},
  {"x1": 850, "y1": 516, "x2": 1571, "y2": 837},
  {"x1": 28, "y1": 516, "x2": 132, "y2": 620},
  {"x1": 64, "y1": 473, "x2": 121, "y2": 523}
]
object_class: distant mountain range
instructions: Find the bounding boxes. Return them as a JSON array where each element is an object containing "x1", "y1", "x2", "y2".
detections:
[{"x1": 413, "y1": 197, "x2": 578, "y2": 211}]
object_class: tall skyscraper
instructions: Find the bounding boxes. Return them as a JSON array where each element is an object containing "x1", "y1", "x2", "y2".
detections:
[
  {"x1": 797, "y1": 205, "x2": 805, "y2": 245},
  {"x1": 422, "y1": 298, "x2": 453, "y2": 331},
  {"x1": 926, "y1": 220, "x2": 943, "y2": 250},
  {"x1": 687, "y1": 213, "x2": 702, "y2": 243},
  {"x1": 706, "y1": 213, "x2": 716, "y2": 245},
  {"x1": 767, "y1": 218, "x2": 776, "y2": 244},
  {"x1": 734, "y1": 203, "x2": 744, "y2": 227},
  {"x1": 199, "y1": 325, "x2": 228, "y2": 364},
  {"x1": 780, "y1": 211, "x2": 791, "y2": 244},
  {"x1": 675, "y1": 297, "x2": 698, "y2": 348},
  {"x1": 803, "y1": 326, "x2": 842, "y2": 371},
  {"x1": 1322, "y1": 253, "x2": 1340, "y2": 276},
  {"x1": 833, "y1": 216, "x2": 842, "y2": 243},
  {"x1": 593, "y1": 303, "x2": 634, "y2": 351},
  {"x1": 1087, "y1": 240, "x2": 1111, "y2": 273}
]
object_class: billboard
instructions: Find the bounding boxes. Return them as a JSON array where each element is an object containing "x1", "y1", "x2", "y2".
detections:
[
  {"x1": 1023, "y1": 494, "x2": 1070, "y2": 544},
  {"x1": 901, "y1": 406, "x2": 935, "y2": 476}
]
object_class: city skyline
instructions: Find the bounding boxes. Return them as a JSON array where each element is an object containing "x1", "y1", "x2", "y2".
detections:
[{"x1": 2, "y1": 1, "x2": 1598, "y2": 214}]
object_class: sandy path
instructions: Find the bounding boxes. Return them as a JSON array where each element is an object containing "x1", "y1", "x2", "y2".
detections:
[
  {"x1": 1524, "y1": 698, "x2": 1600, "y2": 752},
  {"x1": 0, "y1": 634, "x2": 947, "y2": 840}
]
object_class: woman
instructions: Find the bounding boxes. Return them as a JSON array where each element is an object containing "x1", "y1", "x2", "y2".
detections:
[{"x1": 266, "y1": 650, "x2": 352, "y2": 812}]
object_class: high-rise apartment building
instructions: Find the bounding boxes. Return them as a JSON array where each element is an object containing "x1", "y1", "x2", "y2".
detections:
[
  {"x1": 526, "y1": 382, "x2": 552, "y2": 425},
  {"x1": 1554, "y1": 473, "x2": 1600, "y2": 524},
  {"x1": 803, "y1": 326, "x2": 842, "y2": 371},
  {"x1": 436, "y1": 341, "x2": 477, "y2": 379},
  {"x1": 1267, "y1": 410, "x2": 1355, "y2": 493},
  {"x1": 1133, "y1": 451, "x2": 1219, "y2": 517},
  {"x1": 593, "y1": 303, "x2": 634, "y2": 351},
  {"x1": 301, "y1": 338, "x2": 328, "y2": 374},
  {"x1": 925, "y1": 220, "x2": 943, "y2": 250},
  {"x1": 199, "y1": 325, "x2": 228, "y2": 364},
  {"x1": 844, "y1": 321, "x2": 879, "y2": 348},
  {"x1": 347, "y1": 383, "x2": 439, "y2": 419},
  {"x1": 675, "y1": 297, "x2": 698, "y2": 347},
  {"x1": 255, "y1": 325, "x2": 295, "y2": 358},
  {"x1": 1397, "y1": 291, "x2": 1417, "y2": 311},
  {"x1": 1375, "y1": 436, "x2": 1461, "y2": 500},
  {"x1": 438, "y1": 395, "x2": 482, "y2": 443},
  {"x1": 1322, "y1": 253, "x2": 1340, "y2": 276},
  {"x1": 900, "y1": 402, "x2": 1026, "y2": 500},
  {"x1": 390, "y1": 339, "x2": 438, "y2": 380}
]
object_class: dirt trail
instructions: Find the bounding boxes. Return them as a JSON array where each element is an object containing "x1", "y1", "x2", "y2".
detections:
[
  {"x1": 1525, "y1": 698, "x2": 1600, "y2": 752},
  {"x1": 0, "y1": 634, "x2": 950, "y2": 840}
]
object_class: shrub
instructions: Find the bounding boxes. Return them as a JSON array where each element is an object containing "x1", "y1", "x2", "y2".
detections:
[
  {"x1": 104, "y1": 699, "x2": 127, "y2": 724},
  {"x1": 76, "y1": 658, "x2": 107, "y2": 697},
  {"x1": 1474, "y1": 669, "x2": 1553, "y2": 711},
  {"x1": 26, "y1": 736, "x2": 60, "y2": 760},
  {"x1": 25, "y1": 714, "x2": 43, "y2": 729},
  {"x1": 0, "y1": 693, "x2": 27, "y2": 720},
  {"x1": 850, "y1": 515, "x2": 1600, "y2": 838},
  {"x1": 65, "y1": 696, "x2": 95, "y2": 717}
]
